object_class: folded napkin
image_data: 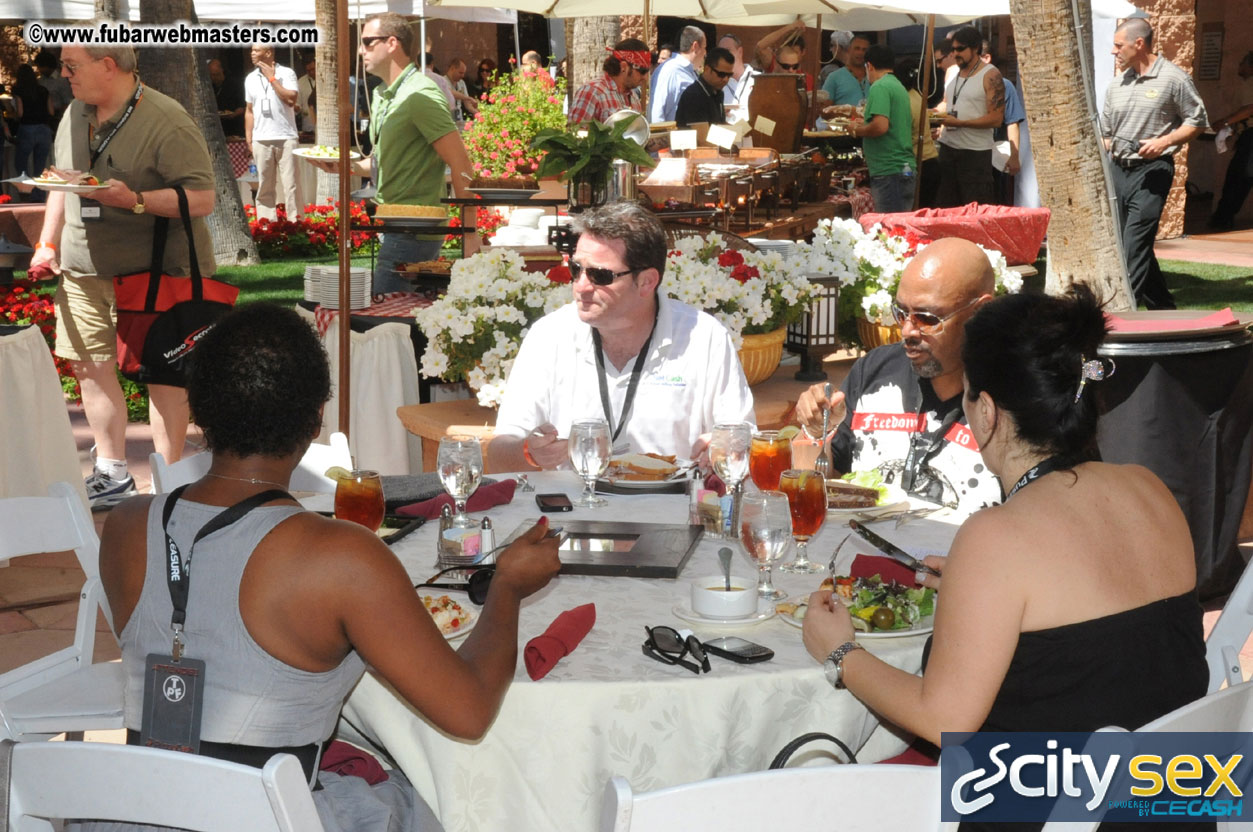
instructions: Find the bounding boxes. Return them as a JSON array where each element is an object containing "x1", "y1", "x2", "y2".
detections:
[
  {"x1": 1106, "y1": 308, "x2": 1239, "y2": 333},
  {"x1": 849, "y1": 553, "x2": 919, "y2": 588},
  {"x1": 704, "y1": 472, "x2": 727, "y2": 497},
  {"x1": 319, "y1": 740, "x2": 389, "y2": 784},
  {"x1": 524, "y1": 603, "x2": 596, "y2": 680},
  {"x1": 395, "y1": 478, "x2": 517, "y2": 519}
]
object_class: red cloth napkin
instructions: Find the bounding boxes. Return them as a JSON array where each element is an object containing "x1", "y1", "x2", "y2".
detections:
[
  {"x1": 849, "y1": 553, "x2": 919, "y2": 588},
  {"x1": 395, "y1": 479, "x2": 517, "y2": 519},
  {"x1": 704, "y1": 472, "x2": 727, "y2": 497},
  {"x1": 1106, "y1": 308, "x2": 1238, "y2": 333},
  {"x1": 319, "y1": 740, "x2": 389, "y2": 784},
  {"x1": 524, "y1": 603, "x2": 596, "y2": 680}
]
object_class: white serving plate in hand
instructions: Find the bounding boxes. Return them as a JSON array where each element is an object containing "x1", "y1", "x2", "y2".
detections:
[
  {"x1": 777, "y1": 595, "x2": 933, "y2": 639},
  {"x1": 26, "y1": 178, "x2": 110, "y2": 194},
  {"x1": 293, "y1": 147, "x2": 363, "y2": 160},
  {"x1": 672, "y1": 602, "x2": 775, "y2": 627}
]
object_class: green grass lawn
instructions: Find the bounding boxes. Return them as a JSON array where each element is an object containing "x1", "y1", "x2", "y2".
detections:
[{"x1": 1019, "y1": 257, "x2": 1251, "y2": 313}]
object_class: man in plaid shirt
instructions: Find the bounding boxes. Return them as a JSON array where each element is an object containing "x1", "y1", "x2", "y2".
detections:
[{"x1": 569, "y1": 38, "x2": 650, "y2": 125}]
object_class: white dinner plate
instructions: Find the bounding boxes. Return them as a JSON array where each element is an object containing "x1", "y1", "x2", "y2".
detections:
[
  {"x1": 827, "y1": 499, "x2": 911, "y2": 521},
  {"x1": 776, "y1": 595, "x2": 933, "y2": 639},
  {"x1": 599, "y1": 458, "x2": 694, "y2": 490},
  {"x1": 293, "y1": 147, "x2": 363, "y2": 160},
  {"x1": 418, "y1": 590, "x2": 477, "y2": 640},
  {"x1": 24, "y1": 178, "x2": 110, "y2": 194},
  {"x1": 672, "y1": 602, "x2": 776, "y2": 627}
]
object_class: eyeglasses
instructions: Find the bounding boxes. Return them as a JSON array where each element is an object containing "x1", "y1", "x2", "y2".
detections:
[
  {"x1": 710, "y1": 67, "x2": 733, "y2": 79},
  {"x1": 360, "y1": 35, "x2": 390, "y2": 49},
  {"x1": 777, "y1": 61, "x2": 801, "y2": 71},
  {"x1": 953, "y1": 44, "x2": 973, "y2": 53},
  {"x1": 890, "y1": 296, "x2": 983, "y2": 334},
  {"x1": 570, "y1": 260, "x2": 637, "y2": 286},
  {"x1": 60, "y1": 58, "x2": 103, "y2": 76},
  {"x1": 642, "y1": 626, "x2": 710, "y2": 674},
  {"x1": 414, "y1": 564, "x2": 495, "y2": 605}
]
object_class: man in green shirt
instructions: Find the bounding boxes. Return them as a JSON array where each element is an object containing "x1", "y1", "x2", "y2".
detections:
[
  {"x1": 312, "y1": 13, "x2": 474, "y2": 294},
  {"x1": 849, "y1": 44, "x2": 915, "y2": 214}
]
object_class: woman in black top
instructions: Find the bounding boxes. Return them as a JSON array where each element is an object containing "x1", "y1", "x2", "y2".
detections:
[
  {"x1": 802, "y1": 287, "x2": 1207, "y2": 821},
  {"x1": 13, "y1": 65, "x2": 53, "y2": 202},
  {"x1": 467, "y1": 58, "x2": 496, "y2": 101}
]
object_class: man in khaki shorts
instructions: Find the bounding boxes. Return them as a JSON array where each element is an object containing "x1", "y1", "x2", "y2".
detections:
[{"x1": 29, "y1": 43, "x2": 216, "y2": 507}]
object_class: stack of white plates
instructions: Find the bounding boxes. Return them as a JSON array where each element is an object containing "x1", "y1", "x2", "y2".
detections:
[
  {"x1": 747, "y1": 238, "x2": 797, "y2": 259},
  {"x1": 304, "y1": 266, "x2": 372, "y2": 310}
]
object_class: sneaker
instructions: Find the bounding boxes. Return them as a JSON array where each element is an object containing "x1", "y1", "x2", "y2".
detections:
[{"x1": 85, "y1": 469, "x2": 137, "y2": 510}]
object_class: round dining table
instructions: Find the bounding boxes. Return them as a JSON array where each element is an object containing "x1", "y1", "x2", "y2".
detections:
[{"x1": 337, "y1": 470, "x2": 962, "y2": 832}]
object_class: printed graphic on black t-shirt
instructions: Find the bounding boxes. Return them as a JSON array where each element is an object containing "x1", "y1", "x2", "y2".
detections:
[{"x1": 830, "y1": 344, "x2": 1001, "y2": 514}]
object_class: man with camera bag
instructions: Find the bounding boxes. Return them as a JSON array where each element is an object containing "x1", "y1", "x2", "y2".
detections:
[{"x1": 29, "y1": 43, "x2": 215, "y2": 508}]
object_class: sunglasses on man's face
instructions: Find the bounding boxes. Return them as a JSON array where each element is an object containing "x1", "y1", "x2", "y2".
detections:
[
  {"x1": 889, "y1": 296, "x2": 982, "y2": 334},
  {"x1": 777, "y1": 61, "x2": 801, "y2": 71},
  {"x1": 570, "y1": 260, "x2": 638, "y2": 286},
  {"x1": 710, "y1": 67, "x2": 733, "y2": 79},
  {"x1": 360, "y1": 35, "x2": 390, "y2": 49},
  {"x1": 642, "y1": 625, "x2": 710, "y2": 674},
  {"x1": 415, "y1": 564, "x2": 495, "y2": 605}
]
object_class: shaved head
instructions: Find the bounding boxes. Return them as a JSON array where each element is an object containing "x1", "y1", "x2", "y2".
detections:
[
  {"x1": 895, "y1": 238, "x2": 996, "y2": 381},
  {"x1": 904, "y1": 238, "x2": 996, "y2": 303}
]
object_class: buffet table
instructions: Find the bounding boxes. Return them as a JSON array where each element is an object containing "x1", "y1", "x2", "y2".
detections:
[{"x1": 339, "y1": 471, "x2": 958, "y2": 832}]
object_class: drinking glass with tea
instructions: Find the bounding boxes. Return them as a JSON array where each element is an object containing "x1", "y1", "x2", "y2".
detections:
[
  {"x1": 778, "y1": 468, "x2": 827, "y2": 573},
  {"x1": 334, "y1": 470, "x2": 385, "y2": 532},
  {"x1": 749, "y1": 430, "x2": 793, "y2": 491}
]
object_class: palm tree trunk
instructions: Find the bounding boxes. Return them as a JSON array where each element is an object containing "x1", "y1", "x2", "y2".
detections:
[
  {"x1": 137, "y1": 0, "x2": 259, "y2": 266},
  {"x1": 314, "y1": 0, "x2": 341, "y2": 204},
  {"x1": 570, "y1": 17, "x2": 619, "y2": 99},
  {"x1": 95, "y1": 0, "x2": 123, "y2": 17},
  {"x1": 1008, "y1": 0, "x2": 1132, "y2": 308}
]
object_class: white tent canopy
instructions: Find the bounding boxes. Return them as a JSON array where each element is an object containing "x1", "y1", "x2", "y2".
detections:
[
  {"x1": 741, "y1": 0, "x2": 1008, "y2": 30},
  {"x1": 1, "y1": 0, "x2": 515, "y2": 24}
]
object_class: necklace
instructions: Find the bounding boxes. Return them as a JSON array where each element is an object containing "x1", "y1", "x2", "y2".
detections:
[{"x1": 205, "y1": 472, "x2": 290, "y2": 490}]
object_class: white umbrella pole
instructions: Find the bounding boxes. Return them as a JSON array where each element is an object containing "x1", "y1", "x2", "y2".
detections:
[
  {"x1": 913, "y1": 13, "x2": 934, "y2": 209},
  {"x1": 421, "y1": 18, "x2": 428, "y2": 70},
  {"x1": 514, "y1": 21, "x2": 522, "y2": 65}
]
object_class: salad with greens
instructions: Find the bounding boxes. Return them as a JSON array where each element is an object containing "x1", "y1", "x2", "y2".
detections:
[{"x1": 834, "y1": 574, "x2": 936, "y2": 632}]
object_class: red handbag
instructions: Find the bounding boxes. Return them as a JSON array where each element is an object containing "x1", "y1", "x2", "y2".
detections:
[{"x1": 112, "y1": 185, "x2": 238, "y2": 387}]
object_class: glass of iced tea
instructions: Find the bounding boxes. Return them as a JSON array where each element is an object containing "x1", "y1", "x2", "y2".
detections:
[
  {"x1": 777, "y1": 468, "x2": 827, "y2": 573},
  {"x1": 749, "y1": 430, "x2": 792, "y2": 491},
  {"x1": 334, "y1": 470, "x2": 385, "y2": 532}
]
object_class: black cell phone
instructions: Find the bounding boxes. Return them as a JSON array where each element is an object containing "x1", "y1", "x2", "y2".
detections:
[
  {"x1": 702, "y1": 636, "x2": 774, "y2": 664},
  {"x1": 535, "y1": 493, "x2": 573, "y2": 512}
]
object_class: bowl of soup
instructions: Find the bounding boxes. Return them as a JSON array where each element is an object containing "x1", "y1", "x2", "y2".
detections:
[{"x1": 691, "y1": 575, "x2": 758, "y2": 619}]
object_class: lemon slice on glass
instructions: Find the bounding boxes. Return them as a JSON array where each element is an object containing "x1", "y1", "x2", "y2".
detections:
[
  {"x1": 776, "y1": 425, "x2": 802, "y2": 442},
  {"x1": 323, "y1": 466, "x2": 352, "y2": 482}
]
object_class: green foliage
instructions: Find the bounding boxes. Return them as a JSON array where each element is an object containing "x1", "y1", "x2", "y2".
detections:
[{"x1": 530, "y1": 120, "x2": 655, "y2": 183}]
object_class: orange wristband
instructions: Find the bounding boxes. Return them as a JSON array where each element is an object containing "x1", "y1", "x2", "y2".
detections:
[
  {"x1": 522, "y1": 438, "x2": 541, "y2": 470},
  {"x1": 35, "y1": 241, "x2": 55, "y2": 251}
]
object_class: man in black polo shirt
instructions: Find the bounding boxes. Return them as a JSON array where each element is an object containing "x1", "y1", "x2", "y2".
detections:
[
  {"x1": 675, "y1": 46, "x2": 733, "y2": 129},
  {"x1": 1101, "y1": 19, "x2": 1207, "y2": 309}
]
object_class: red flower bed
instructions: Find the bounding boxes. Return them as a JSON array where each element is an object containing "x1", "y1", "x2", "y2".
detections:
[{"x1": 247, "y1": 199, "x2": 379, "y2": 260}]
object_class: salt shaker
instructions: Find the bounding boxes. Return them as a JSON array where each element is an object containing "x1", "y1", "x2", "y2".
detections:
[{"x1": 479, "y1": 517, "x2": 495, "y2": 562}]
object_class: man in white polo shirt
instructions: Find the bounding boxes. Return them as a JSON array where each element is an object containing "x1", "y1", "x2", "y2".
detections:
[
  {"x1": 245, "y1": 44, "x2": 301, "y2": 220},
  {"x1": 490, "y1": 201, "x2": 754, "y2": 471}
]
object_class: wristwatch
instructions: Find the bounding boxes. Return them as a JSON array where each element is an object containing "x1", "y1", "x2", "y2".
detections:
[
  {"x1": 131, "y1": 190, "x2": 145, "y2": 215},
  {"x1": 823, "y1": 641, "x2": 864, "y2": 689}
]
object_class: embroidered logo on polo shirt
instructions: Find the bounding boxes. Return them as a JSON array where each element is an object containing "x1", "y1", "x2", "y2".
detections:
[{"x1": 1144, "y1": 88, "x2": 1159, "y2": 100}]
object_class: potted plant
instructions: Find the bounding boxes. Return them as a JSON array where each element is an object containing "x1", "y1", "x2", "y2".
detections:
[
  {"x1": 462, "y1": 64, "x2": 567, "y2": 184},
  {"x1": 530, "y1": 120, "x2": 655, "y2": 209}
]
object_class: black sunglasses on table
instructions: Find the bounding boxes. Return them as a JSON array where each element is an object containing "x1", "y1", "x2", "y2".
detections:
[
  {"x1": 642, "y1": 625, "x2": 710, "y2": 674},
  {"x1": 415, "y1": 564, "x2": 495, "y2": 605},
  {"x1": 570, "y1": 260, "x2": 638, "y2": 286}
]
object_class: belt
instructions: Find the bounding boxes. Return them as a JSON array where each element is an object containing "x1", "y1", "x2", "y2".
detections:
[
  {"x1": 126, "y1": 728, "x2": 327, "y2": 788},
  {"x1": 1114, "y1": 155, "x2": 1172, "y2": 170}
]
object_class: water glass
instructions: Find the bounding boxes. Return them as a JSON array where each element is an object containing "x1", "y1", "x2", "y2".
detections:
[
  {"x1": 710, "y1": 422, "x2": 752, "y2": 536},
  {"x1": 437, "y1": 435, "x2": 483, "y2": 528},
  {"x1": 739, "y1": 491, "x2": 791, "y2": 600},
  {"x1": 569, "y1": 419, "x2": 610, "y2": 508}
]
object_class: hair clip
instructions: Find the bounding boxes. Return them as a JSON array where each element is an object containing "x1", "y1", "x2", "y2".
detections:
[{"x1": 1075, "y1": 356, "x2": 1115, "y2": 402}]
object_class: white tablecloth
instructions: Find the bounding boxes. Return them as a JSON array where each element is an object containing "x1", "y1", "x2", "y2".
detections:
[
  {"x1": 340, "y1": 472, "x2": 961, "y2": 832},
  {"x1": 0, "y1": 326, "x2": 86, "y2": 508}
]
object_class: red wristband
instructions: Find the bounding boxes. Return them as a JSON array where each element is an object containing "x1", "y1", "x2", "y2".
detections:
[{"x1": 522, "y1": 438, "x2": 541, "y2": 470}]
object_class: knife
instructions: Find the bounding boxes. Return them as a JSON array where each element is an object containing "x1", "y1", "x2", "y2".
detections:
[{"x1": 848, "y1": 519, "x2": 942, "y2": 577}]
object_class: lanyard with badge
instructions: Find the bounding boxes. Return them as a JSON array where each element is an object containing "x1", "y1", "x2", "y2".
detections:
[
  {"x1": 81, "y1": 82, "x2": 142, "y2": 222},
  {"x1": 591, "y1": 306, "x2": 658, "y2": 446},
  {"x1": 140, "y1": 484, "x2": 290, "y2": 753},
  {"x1": 257, "y1": 70, "x2": 276, "y2": 119}
]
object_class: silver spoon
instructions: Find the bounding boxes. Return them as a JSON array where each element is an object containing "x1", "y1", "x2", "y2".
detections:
[{"x1": 718, "y1": 547, "x2": 733, "y2": 592}]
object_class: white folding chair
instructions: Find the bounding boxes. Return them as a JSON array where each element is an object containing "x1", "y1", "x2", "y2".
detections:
[
  {"x1": 1, "y1": 739, "x2": 325, "y2": 831},
  {"x1": 150, "y1": 432, "x2": 351, "y2": 494},
  {"x1": 1206, "y1": 559, "x2": 1253, "y2": 692},
  {"x1": 601, "y1": 765, "x2": 951, "y2": 832},
  {"x1": 1040, "y1": 682, "x2": 1253, "y2": 832},
  {"x1": 0, "y1": 482, "x2": 123, "y2": 741}
]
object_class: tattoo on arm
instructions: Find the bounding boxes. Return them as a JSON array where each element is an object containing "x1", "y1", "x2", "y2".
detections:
[{"x1": 987, "y1": 69, "x2": 1006, "y2": 115}]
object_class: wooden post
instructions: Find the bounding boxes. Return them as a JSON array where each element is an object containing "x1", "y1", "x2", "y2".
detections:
[{"x1": 337, "y1": 0, "x2": 352, "y2": 436}]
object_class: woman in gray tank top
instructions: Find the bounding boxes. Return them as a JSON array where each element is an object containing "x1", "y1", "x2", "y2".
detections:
[{"x1": 83, "y1": 304, "x2": 561, "y2": 832}]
